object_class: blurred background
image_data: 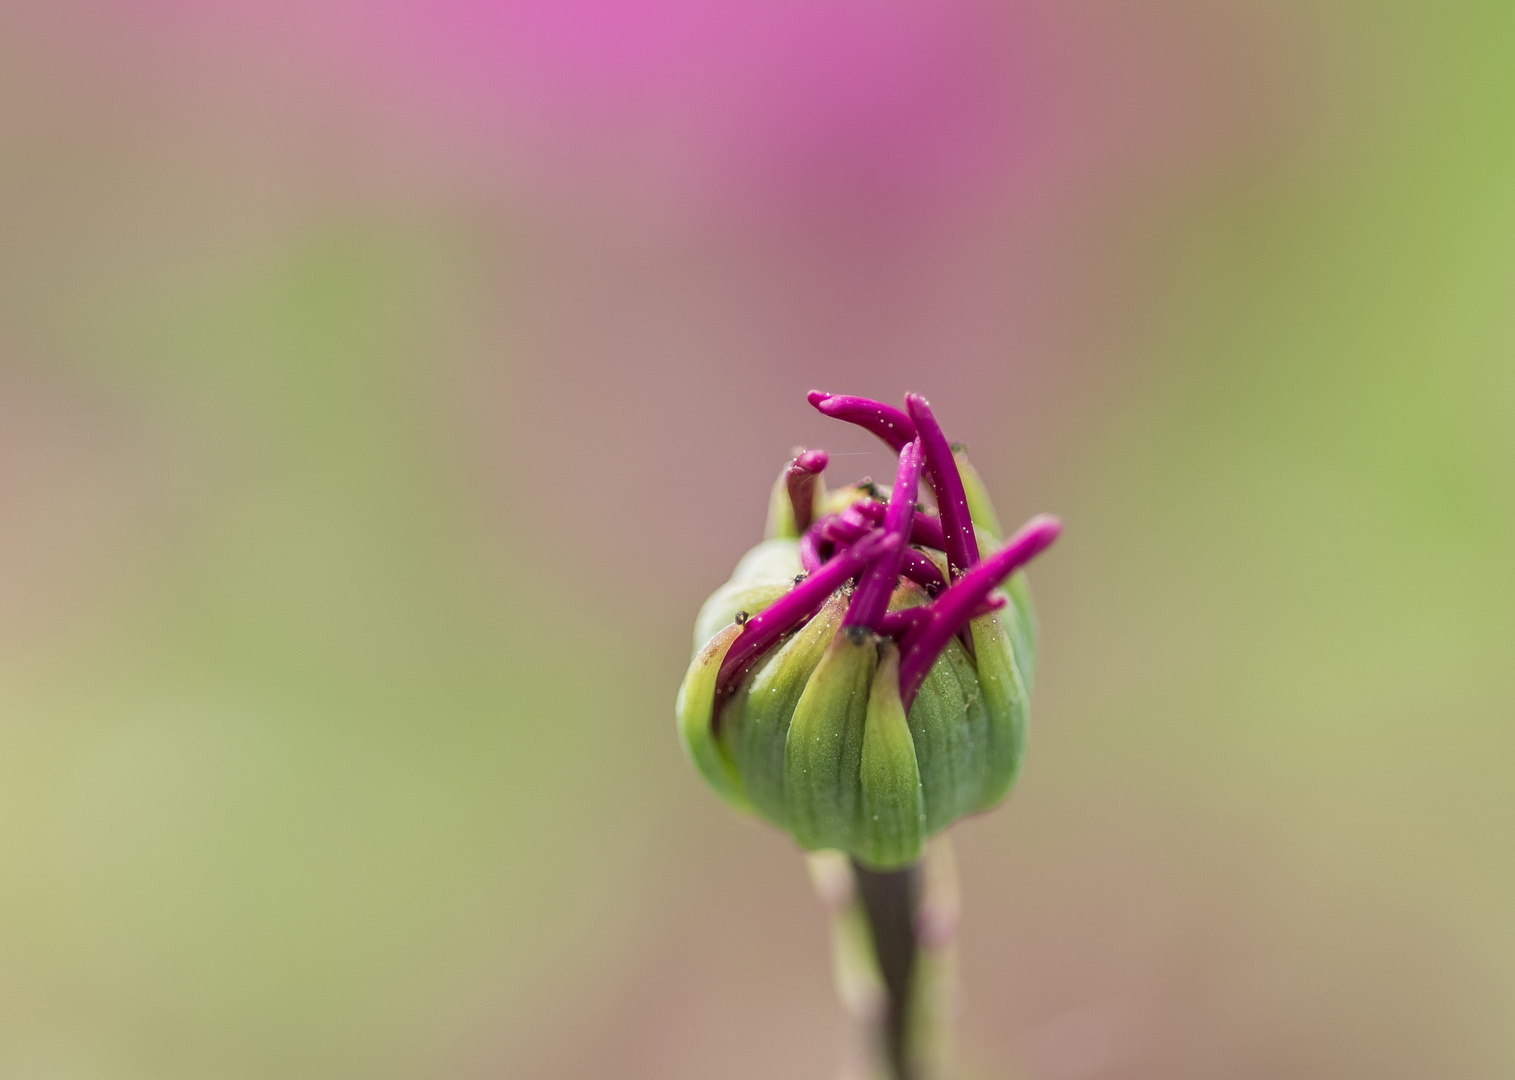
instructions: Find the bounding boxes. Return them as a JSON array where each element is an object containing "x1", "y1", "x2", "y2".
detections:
[{"x1": 1, "y1": 1, "x2": 1511, "y2": 1077}]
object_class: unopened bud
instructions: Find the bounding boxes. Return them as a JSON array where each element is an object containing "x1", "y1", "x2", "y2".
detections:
[{"x1": 677, "y1": 391, "x2": 1061, "y2": 868}]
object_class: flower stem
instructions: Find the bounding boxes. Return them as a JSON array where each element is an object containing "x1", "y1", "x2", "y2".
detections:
[
  {"x1": 812, "y1": 840, "x2": 959, "y2": 1080},
  {"x1": 851, "y1": 860, "x2": 922, "y2": 1080}
]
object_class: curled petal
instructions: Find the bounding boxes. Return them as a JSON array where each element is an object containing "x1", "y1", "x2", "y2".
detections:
[
  {"x1": 785, "y1": 449, "x2": 828, "y2": 533},
  {"x1": 808, "y1": 390, "x2": 918, "y2": 453}
]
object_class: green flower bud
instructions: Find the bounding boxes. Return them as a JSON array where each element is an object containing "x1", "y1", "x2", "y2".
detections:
[{"x1": 678, "y1": 392, "x2": 1061, "y2": 868}]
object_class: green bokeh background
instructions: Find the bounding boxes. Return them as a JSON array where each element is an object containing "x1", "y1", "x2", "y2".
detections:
[{"x1": 0, "y1": 2, "x2": 1511, "y2": 1077}]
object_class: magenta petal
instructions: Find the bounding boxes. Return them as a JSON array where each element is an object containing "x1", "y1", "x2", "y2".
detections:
[
  {"x1": 877, "y1": 606, "x2": 930, "y2": 637},
  {"x1": 844, "y1": 439, "x2": 923, "y2": 631},
  {"x1": 878, "y1": 593, "x2": 1004, "y2": 639},
  {"x1": 822, "y1": 501, "x2": 943, "y2": 593},
  {"x1": 794, "y1": 448, "x2": 829, "y2": 473},
  {"x1": 808, "y1": 390, "x2": 918, "y2": 453},
  {"x1": 784, "y1": 448, "x2": 828, "y2": 534},
  {"x1": 840, "y1": 505, "x2": 875, "y2": 532},
  {"x1": 897, "y1": 515, "x2": 1061, "y2": 710},
  {"x1": 898, "y1": 547, "x2": 947, "y2": 593},
  {"x1": 798, "y1": 525, "x2": 826, "y2": 574},
  {"x1": 904, "y1": 393, "x2": 979, "y2": 581},
  {"x1": 821, "y1": 515, "x2": 858, "y2": 545},
  {"x1": 909, "y1": 513, "x2": 945, "y2": 551}
]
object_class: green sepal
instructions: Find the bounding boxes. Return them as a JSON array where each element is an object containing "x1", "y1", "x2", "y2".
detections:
[
  {"x1": 1000, "y1": 570, "x2": 1038, "y2": 696},
  {"x1": 784, "y1": 631, "x2": 877, "y2": 852},
  {"x1": 888, "y1": 578, "x2": 933, "y2": 613},
  {"x1": 675, "y1": 622, "x2": 751, "y2": 812},
  {"x1": 967, "y1": 607, "x2": 1031, "y2": 813},
  {"x1": 694, "y1": 582, "x2": 788, "y2": 654},
  {"x1": 954, "y1": 448, "x2": 1004, "y2": 544},
  {"x1": 731, "y1": 537, "x2": 805, "y2": 585},
  {"x1": 692, "y1": 539, "x2": 803, "y2": 651},
  {"x1": 721, "y1": 591, "x2": 848, "y2": 827},
  {"x1": 904, "y1": 635, "x2": 993, "y2": 833},
  {"x1": 856, "y1": 645, "x2": 926, "y2": 869}
]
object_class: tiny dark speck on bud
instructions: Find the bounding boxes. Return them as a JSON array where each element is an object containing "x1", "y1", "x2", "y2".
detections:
[
  {"x1": 845, "y1": 625, "x2": 869, "y2": 646},
  {"x1": 734, "y1": 610, "x2": 750, "y2": 625},
  {"x1": 794, "y1": 573, "x2": 807, "y2": 585},
  {"x1": 949, "y1": 440, "x2": 968, "y2": 453}
]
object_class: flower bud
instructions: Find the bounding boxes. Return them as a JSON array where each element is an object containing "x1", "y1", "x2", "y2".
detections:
[{"x1": 678, "y1": 391, "x2": 1060, "y2": 868}]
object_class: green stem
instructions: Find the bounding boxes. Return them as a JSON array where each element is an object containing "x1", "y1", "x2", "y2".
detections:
[
  {"x1": 851, "y1": 860, "x2": 922, "y2": 1080},
  {"x1": 811, "y1": 840, "x2": 959, "y2": 1080}
]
